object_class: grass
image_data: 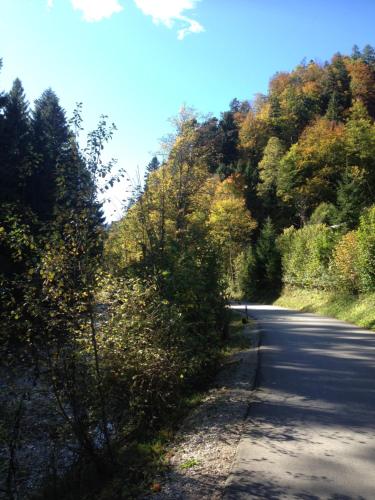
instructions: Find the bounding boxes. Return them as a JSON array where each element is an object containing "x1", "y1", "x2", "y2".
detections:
[
  {"x1": 221, "y1": 310, "x2": 253, "y2": 354},
  {"x1": 180, "y1": 458, "x2": 200, "y2": 470},
  {"x1": 275, "y1": 287, "x2": 375, "y2": 331}
]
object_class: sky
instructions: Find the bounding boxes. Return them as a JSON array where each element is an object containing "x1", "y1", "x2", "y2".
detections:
[{"x1": 1, "y1": 0, "x2": 375, "y2": 220}]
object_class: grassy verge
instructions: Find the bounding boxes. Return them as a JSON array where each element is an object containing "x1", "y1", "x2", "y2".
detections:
[{"x1": 275, "y1": 287, "x2": 375, "y2": 331}]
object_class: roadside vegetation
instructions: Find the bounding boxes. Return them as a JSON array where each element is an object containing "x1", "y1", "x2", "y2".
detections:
[
  {"x1": 1, "y1": 43, "x2": 375, "y2": 498},
  {"x1": 276, "y1": 290, "x2": 375, "y2": 330}
]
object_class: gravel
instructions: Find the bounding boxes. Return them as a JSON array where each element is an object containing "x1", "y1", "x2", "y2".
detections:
[{"x1": 151, "y1": 321, "x2": 260, "y2": 499}]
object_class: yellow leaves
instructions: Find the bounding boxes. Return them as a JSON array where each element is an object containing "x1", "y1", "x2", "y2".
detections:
[
  {"x1": 208, "y1": 175, "x2": 257, "y2": 252},
  {"x1": 302, "y1": 80, "x2": 320, "y2": 96},
  {"x1": 332, "y1": 231, "x2": 360, "y2": 291},
  {"x1": 298, "y1": 117, "x2": 345, "y2": 156},
  {"x1": 239, "y1": 110, "x2": 269, "y2": 153},
  {"x1": 269, "y1": 72, "x2": 290, "y2": 95},
  {"x1": 345, "y1": 59, "x2": 375, "y2": 108}
]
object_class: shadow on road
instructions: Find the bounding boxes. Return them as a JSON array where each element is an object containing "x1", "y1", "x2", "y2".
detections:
[{"x1": 225, "y1": 305, "x2": 375, "y2": 499}]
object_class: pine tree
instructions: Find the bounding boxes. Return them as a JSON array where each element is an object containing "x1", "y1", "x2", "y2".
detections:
[
  {"x1": 229, "y1": 98, "x2": 241, "y2": 113},
  {"x1": 144, "y1": 155, "x2": 160, "y2": 186},
  {"x1": 351, "y1": 44, "x2": 361, "y2": 60},
  {"x1": 0, "y1": 78, "x2": 31, "y2": 206},
  {"x1": 255, "y1": 217, "x2": 281, "y2": 295},
  {"x1": 219, "y1": 111, "x2": 239, "y2": 165},
  {"x1": 336, "y1": 167, "x2": 367, "y2": 229},
  {"x1": 336, "y1": 101, "x2": 375, "y2": 227},
  {"x1": 362, "y1": 44, "x2": 375, "y2": 69},
  {"x1": 29, "y1": 89, "x2": 69, "y2": 220},
  {"x1": 324, "y1": 54, "x2": 352, "y2": 121}
]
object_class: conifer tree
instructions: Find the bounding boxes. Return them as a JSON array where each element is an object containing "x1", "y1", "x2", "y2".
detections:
[
  {"x1": 336, "y1": 166, "x2": 367, "y2": 229},
  {"x1": 324, "y1": 54, "x2": 351, "y2": 121},
  {"x1": 254, "y1": 217, "x2": 281, "y2": 295},
  {"x1": 0, "y1": 78, "x2": 31, "y2": 206},
  {"x1": 351, "y1": 44, "x2": 361, "y2": 60},
  {"x1": 219, "y1": 110, "x2": 239, "y2": 165},
  {"x1": 29, "y1": 89, "x2": 69, "y2": 220},
  {"x1": 362, "y1": 44, "x2": 375, "y2": 69},
  {"x1": 144, "y1": 155, "x2": 160, "y2": 186}
]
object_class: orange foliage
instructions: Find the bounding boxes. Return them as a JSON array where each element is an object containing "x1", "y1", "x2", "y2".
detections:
[
  {"x1": 269, "y1": 72, "x2": 290, "y2": 95},
  {"x1": 345, "y1": 59, "x2": 375, "y2": 117}
]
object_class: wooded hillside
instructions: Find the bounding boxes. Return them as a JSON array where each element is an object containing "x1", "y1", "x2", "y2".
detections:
[{"x1": 1, "y1": 44, "x2": 375, "y2": 498}]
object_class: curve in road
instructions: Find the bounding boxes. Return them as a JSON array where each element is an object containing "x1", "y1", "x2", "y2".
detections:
[{"x1": 225, "y1": 304, "x2": 375, "y2": 499}]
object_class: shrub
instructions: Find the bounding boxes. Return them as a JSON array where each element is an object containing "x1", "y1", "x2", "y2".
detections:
[
  {"x1": 231, "y1": 246, "x2": 257, "y2": 299},
  {"x1": 357, "y1": 205, "x2": 375, "y2": 292},
  {"x1": 278, "y1": 223, "x2": 340, "y2": 289},
  {"x1": 309, "y1": 202, "x2": 339, "y2": 225},
  {"x1": 331, "y1": 231, "x2": 360, "y2": 293}
]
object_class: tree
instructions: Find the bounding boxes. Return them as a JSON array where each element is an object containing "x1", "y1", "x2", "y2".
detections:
[
  {"x1": 238, "y1": 109, "x2": 269, "y2": 164},
  {"x1": 29, "y1": 89, "x2": 69, "y2": 220},
  {"x1": 357, "y1": 205, "x2": 375, "y2": 291},
  {"x1": 336, "y1": 166, "x2": 367, "y2": 229},
  {"x1": 219, "y1": 111, "x2": 239, "y2": 165},
  {"x1": 208, "y1": 174, "x2": 257, "y2": 289},
  {"x1": 257, "y1": 136, "x2": 285, "y2": 198},
  {"x1": 277, "y1": 117, "x2": 345, "y2": 223},
  {"x1": 362, "y1": 44, "x2": 375, "y2": 69},
  {"x1": 0, "y1": 79, "x2": 35, "y2": 313},
  {"x1": 229, "y1": 98, "x2": 241, "y2": 113},
  {"x1": 194, "y1": 117, "x2": 224, "y2": 172},
  {"x1": 309, "y1": 202, "x2": 339, "y2": 225},
  {"x1": 254, "y1": 217, "x2": 281, "y2": 294},
  {"x1": 146, "y1": 155, "x2": 160, "y2": 174},
  {"x1": 345, "y1": 58, "x2": 375, "y2": 118},
  {"x1": 323, "y1": 53, "x2": 351, "y2": 121},
  {"x1": 351, "y1": 44, "x2": 361, "y2": 60},
  {"x1": 336, "y1": 101, "x2": 375, "y2": 227},
  {"x1": 0, "y1": 78, "x2": 31, "y2": 206},
  {"x1": 144, "y1": 155, "x2": 160, "y2": 186}
]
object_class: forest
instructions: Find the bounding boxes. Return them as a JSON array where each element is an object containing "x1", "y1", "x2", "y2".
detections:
[{"x1": 1, "y1": 43, "x2": 375, "y2": 498}]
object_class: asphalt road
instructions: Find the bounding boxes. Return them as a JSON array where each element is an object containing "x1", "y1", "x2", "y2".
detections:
[{"x1": 225, "y1": 305, "x2": 375, "y2": 499}]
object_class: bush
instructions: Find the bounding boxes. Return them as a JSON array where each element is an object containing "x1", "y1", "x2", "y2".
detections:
[
  {"x1": 331, "y1": 231, "x2": 360, "y2": 293},
  {"x1": 231, "y1": 246, "x2": 256, "y2": 299},
  {"x1": 309, "y1": 202, "x2": 339, "y2": 225},
  {"x1": 357, "y1": 205, "x2": 375, "y2": 292},
  {"x1": 278, "y1": 223, "x2": 340, "y2": 289},
  {"x1": 97, "y1": 272, "x2": 223, "y2": 433}
]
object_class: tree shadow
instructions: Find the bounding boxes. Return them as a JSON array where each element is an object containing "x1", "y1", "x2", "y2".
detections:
[{"x1": 224, "y1": 304, "x2": 375, "y2": 499}]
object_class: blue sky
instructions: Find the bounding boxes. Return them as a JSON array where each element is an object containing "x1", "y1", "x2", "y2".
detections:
[{"x1": 1, "y1": 0, "x2": 375, "y2": 220}]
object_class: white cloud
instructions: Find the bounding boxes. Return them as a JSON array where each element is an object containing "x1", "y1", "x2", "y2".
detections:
[
  {"x1": 46, "y1": 0, "x2": 204, "y2": 38},
  {"x1": 134, "y1": 0, "x2": 204, "y2": 39},
  {"x1": 71, "y1": 0, "x2": 123, "y2": 22}
]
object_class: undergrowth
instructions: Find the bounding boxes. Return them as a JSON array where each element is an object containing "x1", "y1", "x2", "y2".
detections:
[
  {"x1": 37, "y1": 309, "x2": 251, "y2": 500},
  {"x1": 275, "y1": 287, "x2": 375, "y2": 331}
]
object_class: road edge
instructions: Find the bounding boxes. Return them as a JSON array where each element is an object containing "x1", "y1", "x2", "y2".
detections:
[{"x1": 223, "y1": 310, "x2": 262, "y2": 498}]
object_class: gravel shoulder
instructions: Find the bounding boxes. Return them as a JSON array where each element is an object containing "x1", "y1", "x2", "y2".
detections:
[{"x1": 152, "y1": 317, "x2": 260, "y2": 499}]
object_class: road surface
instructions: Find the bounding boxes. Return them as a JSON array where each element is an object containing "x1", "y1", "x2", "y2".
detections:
[{"x1": 225, "y1": 305, "x2": 375, "y2": 499}]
